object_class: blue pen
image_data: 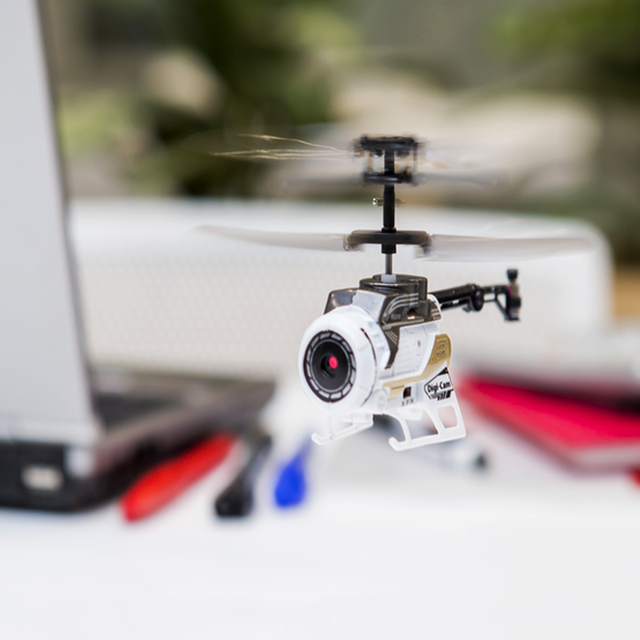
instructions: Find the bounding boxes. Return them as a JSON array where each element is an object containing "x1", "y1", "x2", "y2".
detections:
[{"x1": 274, "y1": 438, "x2": 312, "y2": 508}]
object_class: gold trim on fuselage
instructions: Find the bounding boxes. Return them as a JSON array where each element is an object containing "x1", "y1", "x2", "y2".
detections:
[{"x1": 384, "y1": 333, "x2": 452, "y2": 400}]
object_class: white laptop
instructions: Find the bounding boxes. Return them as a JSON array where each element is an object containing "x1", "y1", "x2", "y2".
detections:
[{"x1": 0, "y1": 0, "x2": 273, "y2": 510}]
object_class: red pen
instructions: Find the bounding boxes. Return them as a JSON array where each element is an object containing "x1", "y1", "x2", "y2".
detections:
[{"x1": 120, "y1": 432, "x2": 235, "y2": 521}]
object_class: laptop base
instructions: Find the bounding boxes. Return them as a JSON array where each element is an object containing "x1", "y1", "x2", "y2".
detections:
[{"x1": 0, "y1": 374, "x2": 274, "y2": 512}]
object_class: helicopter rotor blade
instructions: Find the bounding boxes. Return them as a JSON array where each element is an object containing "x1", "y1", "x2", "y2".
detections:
[
  {"x1": 415, "y1": 169, "x2": 508, "y2": 188},
  {"x1": 419, "y1": 234, "x2": 592, "y2": 262},
  {"x1": 197, "y1": 225, "x2": 353, "y2": 252},
  {"x1": 183, "y1": 131, "x2": 352, "y2": 163},
  {"x1": 184, "y1": 128, "x2": 504, "y2": 173},
  {"x1": 422, "y1": 140, "x2": 489, "y2": 169},
  {"x1": 211, "y1": 148, "x2": 350, "y2": 161},
  {"x1": 197, "y1": 226, "x2": 592, "y2": 261}
]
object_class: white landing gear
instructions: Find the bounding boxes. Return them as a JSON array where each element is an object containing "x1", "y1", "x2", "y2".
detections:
[{"x1": 312, "y1": 414, "x2": 374, "y2": 445}]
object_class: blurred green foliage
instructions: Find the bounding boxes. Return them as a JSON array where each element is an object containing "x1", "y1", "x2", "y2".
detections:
[
  {"x1": 495, "y1": 0, "x2": 640, "y2": 262},
  {"x1": 153, "y1": 0, "x2": 337, "y2": 125},
  {"x1": 84, "y1": 0, "x2": 357, "y2": 195},
  {"x1": 500, "y1": 0, "x2": 640, "y2": 98}
]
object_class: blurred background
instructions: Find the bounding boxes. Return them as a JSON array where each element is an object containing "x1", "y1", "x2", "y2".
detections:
[{"x1": 45, "y1": 0, "x2": 640, "y2": 307}]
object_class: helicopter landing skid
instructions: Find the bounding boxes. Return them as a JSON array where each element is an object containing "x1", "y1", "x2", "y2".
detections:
[
  {"x1": 385, "y1": 404, "x2": 466, "y2": 452},
  {"x1": 312, "y1": 415, "x2": 374, "y2": 445}
]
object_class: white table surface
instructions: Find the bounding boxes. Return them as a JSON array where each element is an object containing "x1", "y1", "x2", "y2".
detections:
[{"x1": 2, "y1": 382, "x2": 640, "y2": 640}]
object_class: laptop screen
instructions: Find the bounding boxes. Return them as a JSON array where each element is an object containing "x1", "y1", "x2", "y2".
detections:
[{"x1": 0, "y1": 1, "x2": 97, "y2": 443}]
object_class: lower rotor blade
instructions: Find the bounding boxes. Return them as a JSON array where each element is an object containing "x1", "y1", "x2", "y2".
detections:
[
  {"x1": 419, "y1": 234, "x2": 592, "y2": 262},
  {"x1": 415, "y1": 169, "x2": 508, "y2": 188},
  {"x1": 197, "y1": 225, "x2": 351, "y2": 252}
]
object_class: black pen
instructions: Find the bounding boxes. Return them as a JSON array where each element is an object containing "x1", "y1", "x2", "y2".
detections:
[{"x1": 214, "y1": 428, "x2": 273, "y2": 518}]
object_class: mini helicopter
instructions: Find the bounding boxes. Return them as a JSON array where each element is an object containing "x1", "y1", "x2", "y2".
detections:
[{"x1": 201, "y1": 134, "x2": 588, "y2": 451}]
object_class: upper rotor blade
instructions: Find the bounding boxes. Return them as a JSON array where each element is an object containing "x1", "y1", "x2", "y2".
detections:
[
  {"x1": 185, "y1": 131, "x2": 351, "y2": 163},
  {"x1": 212, "y1": 148, "x2": 350, "y2": 161},
  {"x1": 418, "y1": 234, "x2": 592, "y2": 262},
  {"x1": 197, "y1": 225, "x2": 351, "y2": 252},
  {"x1": 415, "y1": 169, "x2": 508, "y2": 188}
]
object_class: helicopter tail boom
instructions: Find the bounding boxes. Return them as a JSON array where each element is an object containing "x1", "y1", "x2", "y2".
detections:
[{"x1": 432, "y1": 269, "x2": 521, "y2": 322}]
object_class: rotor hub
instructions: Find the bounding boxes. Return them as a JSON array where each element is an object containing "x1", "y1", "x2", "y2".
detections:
[{"x1": 359, "y1": 273, "x2": 428, "y2": 298}]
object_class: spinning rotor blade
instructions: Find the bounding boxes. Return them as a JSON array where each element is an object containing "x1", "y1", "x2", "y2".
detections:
[
  {"x1": 188, "y1": 131, "x2": 476, "y2": 167},
  {"x1": 419, "y1": 234, "x2": 592, "y2": 262},
  {"x1": 198, "y1": 225, "x2": 591, "y2": 262},
  {"x1": 415, "y1": 169, "x2": 508, "y2": 188},
  {"x1": 186, "y1": 132, "x2": 351, "y2": 162},
  {"x1": 422, "y1": 140, "x2": 489, "y2": 169},
  {"x1": 197, "y1": 225, "x2": 351, "y2": 252}
]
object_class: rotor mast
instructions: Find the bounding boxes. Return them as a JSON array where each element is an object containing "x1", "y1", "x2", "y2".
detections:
[
  {"x1": 357, "y1": 135, "x2": 420, "y2": 278},
  {"x1": 383, "y1": 150, "x2": 396, "y2": 275}
]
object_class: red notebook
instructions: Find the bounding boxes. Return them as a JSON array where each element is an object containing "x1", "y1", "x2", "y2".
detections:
[{"x1": 461, "y1": 377, "x2": 640, "y2": 469}]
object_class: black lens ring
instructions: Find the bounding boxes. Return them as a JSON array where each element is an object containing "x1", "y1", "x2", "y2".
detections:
[{"x1": 304, "y1": 331, "x2": 356, "y2": 402}]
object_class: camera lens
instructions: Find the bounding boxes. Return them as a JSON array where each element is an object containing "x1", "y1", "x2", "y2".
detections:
[
  {"x1": 320, "y1": 355, "x2": 340, "y2": 376},
  {"x1": 303, "y1": 331, "x2": 356, "y2": 402}
]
